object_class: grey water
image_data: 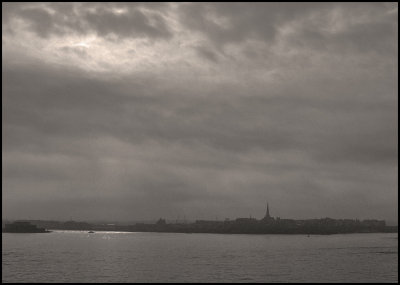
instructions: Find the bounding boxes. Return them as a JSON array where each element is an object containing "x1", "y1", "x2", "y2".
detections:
[{"x1": 2, "y1": 231, "x2": 398, "y2": 283}]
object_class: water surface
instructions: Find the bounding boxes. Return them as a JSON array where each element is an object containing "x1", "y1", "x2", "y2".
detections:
[{"x1": 2, "y1": 232, "x2": 398, "y2": 282}]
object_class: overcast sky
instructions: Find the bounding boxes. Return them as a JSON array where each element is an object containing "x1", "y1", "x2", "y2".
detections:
[{"x1": 2, "y1": 3, "x2": 398, "y2": 223}]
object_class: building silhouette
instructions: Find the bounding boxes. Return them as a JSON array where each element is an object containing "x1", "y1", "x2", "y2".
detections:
[
  {"x1": 6, "y1": 202, "x2": 395, "y2": 235},
  {"x1": 262, "y1": 202, "x2": 274, "y2": 223}
]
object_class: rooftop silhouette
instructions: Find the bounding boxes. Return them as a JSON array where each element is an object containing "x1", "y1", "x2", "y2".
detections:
[{"x1": 5, "y1": 203, "x2": 397, "y2": 235}]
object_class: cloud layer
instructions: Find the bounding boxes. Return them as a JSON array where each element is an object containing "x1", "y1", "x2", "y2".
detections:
[{"x1": 2, "y1": 3, "x2": 398, "y2": 223}]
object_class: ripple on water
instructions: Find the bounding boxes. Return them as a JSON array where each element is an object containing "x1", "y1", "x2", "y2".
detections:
[{"x1": 2, "y1": 232, "x2": 398, "y2": 283}]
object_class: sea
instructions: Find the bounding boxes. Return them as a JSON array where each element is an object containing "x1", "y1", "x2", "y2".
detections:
[{"x1": 2, "y1": 231, "x2": 398, "y2": 283}]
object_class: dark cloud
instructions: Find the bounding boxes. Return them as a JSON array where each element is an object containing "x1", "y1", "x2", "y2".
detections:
[
  {"x1": 178, "y1": 2, "x2": 397, "y2": 59},
  {"x1": 2, "y1": 2, "x2": 173, "y2": 40},
  {"x1": 18, "y1": 7, "x2": 54, "y2": 38},
  {"x1": 287, "y1": 4, "x2": 398, "y2": 55},
  {"x1": 83, "y1": 7, "x2": 172, "y2": 40},
  {"x1": 194, "y1": 45, "x2": 220, "y2": 63},
  {"x1": 177, "y1": 3, "x2": 331, "y2": 47}
]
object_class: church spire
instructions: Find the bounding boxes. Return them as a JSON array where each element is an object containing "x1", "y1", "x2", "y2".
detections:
[{"x1": 265, "y1": 202, "x2": 270, "y2": 218}]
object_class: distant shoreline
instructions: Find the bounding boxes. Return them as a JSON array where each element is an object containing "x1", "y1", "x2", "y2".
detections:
[
  {"x1": 3, "y1": 230, "x2": 398, "y2": 236},
  {"x1": 3, "y1": 217, "x2": 398, "y2": 235}
]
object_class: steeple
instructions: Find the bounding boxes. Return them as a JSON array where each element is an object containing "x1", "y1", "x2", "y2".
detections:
[{"x1": 265, "y1": 202, "x2": 270, "y2": 219}]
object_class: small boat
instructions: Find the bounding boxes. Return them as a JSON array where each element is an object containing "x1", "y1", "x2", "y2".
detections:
[{"x1": 88, "y1": 231, "x2": 95, "y2": 233}]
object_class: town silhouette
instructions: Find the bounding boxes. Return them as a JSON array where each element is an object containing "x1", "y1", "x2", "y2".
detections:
[{"x1": 4, "y1": 203, "x2": 397, "y2": 235}]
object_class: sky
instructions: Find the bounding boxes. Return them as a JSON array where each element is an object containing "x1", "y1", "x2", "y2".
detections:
[{"x1": 2, "y1": 2, "x2": 398, "y2": 223}]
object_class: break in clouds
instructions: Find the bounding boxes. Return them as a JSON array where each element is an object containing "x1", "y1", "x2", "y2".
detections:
[{"x1": 2, "y1": 3, "x2": 398, "y2": 223}]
